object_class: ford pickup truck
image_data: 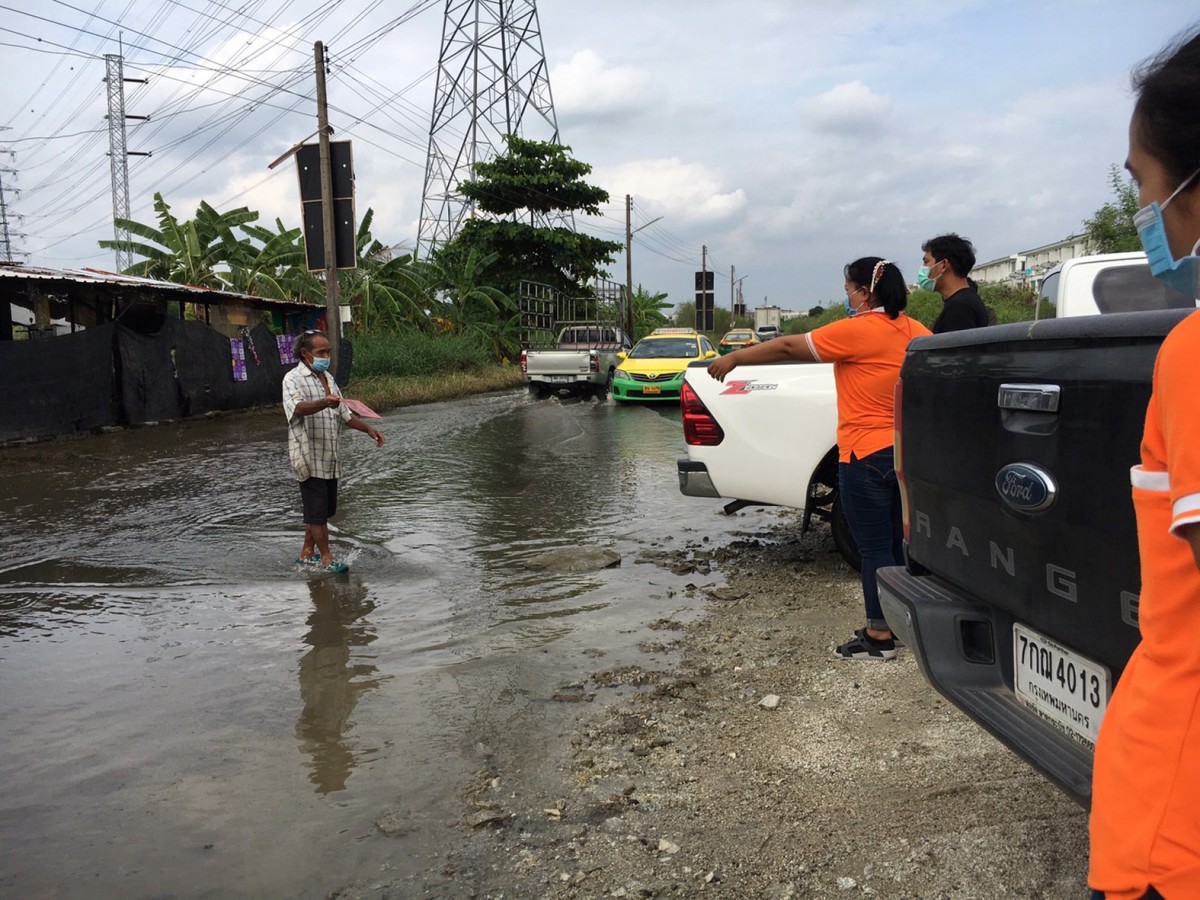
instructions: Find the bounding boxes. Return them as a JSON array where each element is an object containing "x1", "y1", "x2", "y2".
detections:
[
  {"x1": 879, "y1": 302, "x2": 1195, "y2": 807},
  {"x1": 520, "y1": 324, "x2": 632, "y2": 400},
  {"x1": 677, "y1": 252, "x2": 1181, "y2": 573}
]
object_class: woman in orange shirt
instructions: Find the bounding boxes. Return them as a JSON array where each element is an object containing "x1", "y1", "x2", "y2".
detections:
[
  {"x1": 1089, "y1": 27, "x2": 1200, "y2": 900},
  {"x1": 708, "y1": 258, "x2": 930, "y2": 659}
]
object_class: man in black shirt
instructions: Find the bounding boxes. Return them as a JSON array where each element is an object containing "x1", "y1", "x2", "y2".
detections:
[{"x1": 919, "y1": 233, "x2": 990, "y2": 333}]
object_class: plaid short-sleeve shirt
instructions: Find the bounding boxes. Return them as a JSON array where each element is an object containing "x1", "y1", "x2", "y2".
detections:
[{"x1": 282, "y1": 364, "x2": 351, "y2": 481}]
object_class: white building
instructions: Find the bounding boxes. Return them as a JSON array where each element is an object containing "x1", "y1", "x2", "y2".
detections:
[{"x1": 973, "y1": 234, "x2": 1092, "y2": 289}]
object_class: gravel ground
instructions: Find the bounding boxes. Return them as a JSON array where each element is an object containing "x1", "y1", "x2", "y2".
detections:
[{"x1": 341, "y1": 512, "x2": 1090, "y2": 899}]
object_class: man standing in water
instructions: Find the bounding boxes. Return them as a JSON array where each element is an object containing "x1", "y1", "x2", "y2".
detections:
[{"x1": 283, "y1": 330, "x2": 384, "y2": 572}]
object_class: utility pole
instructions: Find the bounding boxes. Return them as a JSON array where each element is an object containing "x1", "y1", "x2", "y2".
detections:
[
  {"x1": 624, "y1": 194, "x2": 662, "y2": 340},
  {"x1": 314, "y1": 41, "x2": 340, "y2": 374},
  {"x1": 730, "y1": 265, "x2": 734, "y2": 316}
]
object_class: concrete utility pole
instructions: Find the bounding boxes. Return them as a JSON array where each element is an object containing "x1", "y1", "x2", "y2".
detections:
[
  {"x1": 624, "y1": 194, "x2": 662, "y2": 340},
  {"x1": 314, "y1": 41, "x2": 340, "y2": 373}
]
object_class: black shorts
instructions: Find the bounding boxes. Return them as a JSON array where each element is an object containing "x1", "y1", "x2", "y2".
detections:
[{"x1": 299, "y1": 477, "x2": 338, "y2": 525}]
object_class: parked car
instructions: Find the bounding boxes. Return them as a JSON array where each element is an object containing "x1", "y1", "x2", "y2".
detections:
[
  {"x1": 754, "y1": 324, "x2": 782, "y2": 341},
  {"x1": 718, "y1": 329, "x2": 759, "y2": 355},
  {"x1": 521, "y1": 323, "x2": 632, "y2": 400},
  {"x1": 611, "y1": 328, "x2": 717, "y2": 403}
]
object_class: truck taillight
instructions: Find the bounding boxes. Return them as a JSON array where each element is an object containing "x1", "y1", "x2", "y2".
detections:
[
  {"x1": 520, "y1": 350, "x2": 527, "y2": 374},
  {"x1": 589, "y1": 350, "x2": 599, "y2": 373},
  {"x1": 894, "y1": 377, "x2": 910, "y2": 541},
  {"x1": 681, "y1": 381, "x2": 724, "y2": 446}
]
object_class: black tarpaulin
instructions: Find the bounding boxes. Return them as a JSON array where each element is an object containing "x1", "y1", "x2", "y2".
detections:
[{"x1": 0, "y1": 322, "x2": 117, "y2": 440}]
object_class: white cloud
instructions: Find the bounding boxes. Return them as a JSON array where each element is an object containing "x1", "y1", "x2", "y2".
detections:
[
  {"x1": 598, "y1": 158, "x2": 746, "y2": 224},
  {"x1": 551, "y1": 50, "x2": 654, "y2": 121},
  {"x1": 801, "y1": 81, "x2": 894, "y2": 136}
]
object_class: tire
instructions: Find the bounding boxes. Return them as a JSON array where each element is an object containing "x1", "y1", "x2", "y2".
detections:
[
  {"x1": 830, "y1": 493, "x2": 862, "y2": 572},
  {"x1": 592, "y1": 369, "x2": 614, "y2": 400}
]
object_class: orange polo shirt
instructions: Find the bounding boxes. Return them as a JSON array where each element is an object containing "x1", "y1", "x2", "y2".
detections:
[
  {"x1": 1090, "y1": 309, "x2": 1200, "y2": 899},
  {"x1": 806, "y1": 310, "x2": 931, "y2": 463}
]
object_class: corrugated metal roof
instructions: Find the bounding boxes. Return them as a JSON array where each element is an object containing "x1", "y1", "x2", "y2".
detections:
[{"x1": 0, "y1": 263, "x2": 322, "y2": 310}]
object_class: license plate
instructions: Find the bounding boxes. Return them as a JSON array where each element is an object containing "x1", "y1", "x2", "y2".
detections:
[
  {"x1": 1013, "y1": 623, "x2": 1110, "y2": 744},
  {"x1": 547, "y1": 375, "x2": 572, "y2": 382},
  {"x1": 643, "y1": 384, "x2": 662, "y2": 394}
]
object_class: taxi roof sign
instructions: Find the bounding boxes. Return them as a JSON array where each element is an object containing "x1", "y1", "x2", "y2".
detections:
[{"x1": 651, "y1": 327, "x2": 698, "y2": 335}]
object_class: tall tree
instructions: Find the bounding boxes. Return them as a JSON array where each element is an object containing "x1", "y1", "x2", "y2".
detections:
[
  {"x1": 433, "y1": 136, "x2": 623, "y2": 300},
  {"x1": 1083, "y1": 164, "x2": 1142, "y2": 253}
]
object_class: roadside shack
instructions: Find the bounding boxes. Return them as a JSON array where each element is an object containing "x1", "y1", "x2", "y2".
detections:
[{"x1": 1, "y1": 263, "x2": 347, "y2": 442}]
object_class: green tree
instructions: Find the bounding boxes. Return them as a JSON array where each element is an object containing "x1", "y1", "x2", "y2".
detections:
[
  {"x1": 99, "y1": 192, "x2": 253, "y2": 287},
  {"x1": 420, "y1": 247, "x2": 519, "y2": 359},
  {"x1": 629, "y1": 285, "x2": 673, "y2": 338},
  {"x1": 434, "y1": 136, "x2": 623, "y2": 300},
  {"x1": 1083, "y1": 164, "x2": 1142, "y2": 253}
]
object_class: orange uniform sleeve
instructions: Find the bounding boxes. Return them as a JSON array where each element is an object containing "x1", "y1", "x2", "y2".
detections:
[
  {"x1": 1152, "y1": 311, "x2": 1200, "y2": 534},
  {"x1": 810, "y1": 317, "x2": 867, "y2": 363}
]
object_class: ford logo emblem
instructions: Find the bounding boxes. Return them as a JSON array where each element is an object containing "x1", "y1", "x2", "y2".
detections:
[{"x1": 995, "y1": 463, "x2": 1057, "y2": 513}]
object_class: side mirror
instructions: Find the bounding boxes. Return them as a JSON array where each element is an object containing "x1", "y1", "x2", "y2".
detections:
[
  {"x1": 704, "y1": 350, "x2": 717, "y2": 359},
  {"x1": 617, "y1": 351, "x2": 627, "y2": 361}
]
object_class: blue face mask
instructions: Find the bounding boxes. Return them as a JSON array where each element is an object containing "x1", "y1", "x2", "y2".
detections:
[
  {"x1": 310, "y1": 357, "x2": 331, "y2": 373},
  {"x1": 844, "y1": 288, "x2": 862, "y2": 316},
  {"x1": 1134, "y1": 165, "x2": 1200, "y2": 299}
]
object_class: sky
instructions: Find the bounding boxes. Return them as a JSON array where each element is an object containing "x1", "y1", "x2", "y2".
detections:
[{"x1": 1, "y1": 0, "x2": 1196, "y2": 312}]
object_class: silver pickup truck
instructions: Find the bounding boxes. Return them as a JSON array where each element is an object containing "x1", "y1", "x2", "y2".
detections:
[{"x1": 520, "y1": 324, "x2": 632, "y2": 400}]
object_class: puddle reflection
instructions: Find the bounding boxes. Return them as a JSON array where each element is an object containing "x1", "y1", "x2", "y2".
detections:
[{"x1": 295, "y1": 575, "x2": 384, "y2": 794}]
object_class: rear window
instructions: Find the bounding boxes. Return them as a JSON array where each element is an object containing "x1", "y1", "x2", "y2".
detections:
[{"x1": 1092, "y1": 265, "x2": 1193, "y2": 313}]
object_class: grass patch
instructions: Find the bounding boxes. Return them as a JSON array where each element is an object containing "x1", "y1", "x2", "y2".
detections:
[
  {"x1": 349, "y1": 329, "x2": 494, "y2": 378},
  {"x1": 345, "y1": 365, "x2": 525, "y2": 412}
]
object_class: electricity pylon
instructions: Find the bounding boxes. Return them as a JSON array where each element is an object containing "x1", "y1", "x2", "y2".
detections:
[{"x1": 417, "y1": 0, "x2": 568, "y2": 258}]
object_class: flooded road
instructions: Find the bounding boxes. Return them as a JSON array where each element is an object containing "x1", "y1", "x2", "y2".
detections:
[{"x1": 0, "y1": 390, "x2": 777, "y2": 898}]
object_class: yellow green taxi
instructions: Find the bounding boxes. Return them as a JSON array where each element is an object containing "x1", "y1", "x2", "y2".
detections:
[
  {"x1": 718, "y1": 329, "x2": 760, "y2": 355},
  {"x1": 611, "y1": 328, "x2": 717, "y2": 403}
]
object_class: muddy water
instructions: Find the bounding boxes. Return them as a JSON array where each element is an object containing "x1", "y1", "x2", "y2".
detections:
[{"x1": 0, "y1": 390, "x2": 774, "y2": 898}]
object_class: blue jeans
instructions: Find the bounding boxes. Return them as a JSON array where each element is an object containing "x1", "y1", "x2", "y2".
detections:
[{"x1": 838, "y1": 447, "x2": 903, "y2": 631}]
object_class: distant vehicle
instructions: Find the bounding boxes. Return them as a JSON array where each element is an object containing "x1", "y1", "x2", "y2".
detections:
[
  {"x1": 718, "y1": 329, "x2": 759, "y2": 355},
  {"x1": 521, "y1": 324, "x2": 632, "y2": 400},
  {"x1": 754, "y1": 305, "x2": 783, "y2": 332},
  {"x1": 612, "y1": 328, "x2": 717, "y2": 403},
  {"x1": 754, "y1": 324, "x2": 782, "y2": 342}
]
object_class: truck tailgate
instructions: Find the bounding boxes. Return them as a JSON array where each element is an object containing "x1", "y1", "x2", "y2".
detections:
[
  {"x1": 899, "y1": 310, "x2": 1190, "y2": 681},
  {"x1": 525, "y1": 350, "x2": 591, "y2": 375}
]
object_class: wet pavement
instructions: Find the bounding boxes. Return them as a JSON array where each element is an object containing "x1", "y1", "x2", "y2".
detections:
[{"x1": 0, "y1": 390, "x2": 775, "y2": 897}]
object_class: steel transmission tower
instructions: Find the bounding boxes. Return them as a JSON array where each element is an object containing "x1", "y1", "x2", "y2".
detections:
[
  {"x1": 417, "y1": 0, "x2": 569, "y2": 257},
  {"x1": 105, "y1": 54, "x2": 148, "y2": 272},
  {"x1": 105, "y1": 54, "x2": 133, "y2": 272}
]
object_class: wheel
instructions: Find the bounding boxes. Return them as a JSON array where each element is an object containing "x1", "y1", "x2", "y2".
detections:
[
  {"x1": 592, "y1": 369, "x2": 614, "y2": 400},
  {"x1": 831, "y1": 492, "x2": 862, "y2": 572}
]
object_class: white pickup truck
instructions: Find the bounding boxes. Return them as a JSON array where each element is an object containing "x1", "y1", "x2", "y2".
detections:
[
  {"x1": 677, "y1": 251, "x2": 1192, "y2": 568},
  {"x1": 521, "y1": 324, "x2": 632, "y2": 400}
]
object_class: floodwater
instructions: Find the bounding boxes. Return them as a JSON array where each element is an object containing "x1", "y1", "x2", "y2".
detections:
[{"x1": 0, "y1": 389, "x2": 777, "y2": 898}]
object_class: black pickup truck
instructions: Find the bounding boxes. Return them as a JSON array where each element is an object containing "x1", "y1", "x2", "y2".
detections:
[{"x1": 878, "y1": 308, "x2": 1193, "y2": 806}]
